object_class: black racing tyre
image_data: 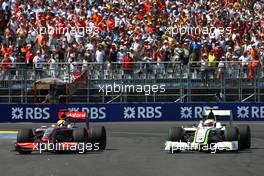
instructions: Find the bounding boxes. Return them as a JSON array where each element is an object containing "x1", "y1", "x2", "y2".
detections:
[
  {"x1": 90, "y1": 126, "x2": 107, "y2": 150},
  {"x1": 237, "y1": 125, "x2": 251, "y2": 149},
  {"x1": 73, "y1": 128, "x2": 88, "y2": 142},
  {"x1": 17, "y1": 129, "x2": 34, "y2": 142},
  {"x1": 224, "y1": 126, "x2": 239, "y2": 141},
  {"x1": 18, "y1": 150, "x2": 32, "y2": 154},
  {"x1": 168, "y1": 127, "x2": 184, "y2": 141},
  {"x1": 17, "y1": 129, "x2": 34, "y2": 154}
]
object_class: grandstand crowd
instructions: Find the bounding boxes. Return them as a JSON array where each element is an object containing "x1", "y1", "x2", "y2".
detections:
[{"x1": 0, "y1": 0, "x2": 264, "y2": 80}]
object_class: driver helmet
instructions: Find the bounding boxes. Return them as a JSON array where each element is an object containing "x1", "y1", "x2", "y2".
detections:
[
  {"x1": 203, "y1": 119, "x2": 215, "y2": 127},
  {"x1": 61, "y1": 113, "x2": 67, "y2": 120},
  {"x1": 57, "y1": 119, "x2": 66, "y2": 127}
]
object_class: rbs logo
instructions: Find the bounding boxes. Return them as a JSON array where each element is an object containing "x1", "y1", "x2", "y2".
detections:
[
  {"x1": 124, "y1": 106, "x2": 162, "y2": 119},
  {"x1": 11, "y1": 107, "x2": 50, "y2": 120}
]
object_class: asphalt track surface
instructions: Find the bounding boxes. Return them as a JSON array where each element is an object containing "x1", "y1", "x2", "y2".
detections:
[{"x1": 0, "y1": 122, "x2": 264, "y2": 176}]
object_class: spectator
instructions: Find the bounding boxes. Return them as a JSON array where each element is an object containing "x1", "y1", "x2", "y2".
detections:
[
  {"x1": 249, "y1": 57, "x2": 261, "y2": 79},
  {"x1": 217, "y1": 57, "x2": 226, "y2": 80},
  {"x1": 122, "y1": 52, "x2": 134, "y2": 78},
  {"x1": 1, "y1": 54, "x2": 11, "y2": 80},
  {"x1": 200, "y1": 53, "x2": 208, "y2": 86},
  {"x1": 21, "y1": 44, "x2": 35, "y2": 67},
  {"x1": 117, "y1": 46, "x2": 126, "y2": 62},
  {"x1": 215, "y1": 92, "x2": 224, "y2": 102},
  {"x1": 48, "y1": 54, "x2": 57, "y2": 78},
  {"x1": 95, "y1": 45, "x2": 105, "y2": 63},
  {"x1": 1, "y1": 43, "x2": 12, "y2": 56},
  {"x1": 230, "y1": 55, "x2": 240, "y2": 79},
  {"x1": 9, "y1": 52, "x2": 17, "y2": 79},
  {"x1": 239, "y1": 52, "x2": 251, "y2": 78},
  {"x1": 208, "y1": 50, "x2": 217, "y2": 79},
  {"x1": 33, "y1": 50, "x2": 45, "y2": 79}
]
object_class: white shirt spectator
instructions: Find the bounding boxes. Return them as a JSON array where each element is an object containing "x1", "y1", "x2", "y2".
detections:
[
  {"x1": 10, "y1": 20, "x2": 18, "y2": 33},
  {"x1": 132, "y1": 41, "x2": 141, "y2": 53},
  {"x1": 49, "y1": 57, "x2": 56, "y2": 70},
  {"x1": 86, "y1": 43, "x2": 94, "y2": 51},
  {"x1": 28, "y1": 30, "x2": 37, "y2": 43},
  {"x1": 239, "y1": 55, "x2": 251, "y2": 66},
  {"x1": 117, "y1": 50, "x2": 125, "y2": 62},
  {"x1": 2, "y1": 1, "x2": 10, "y2": 10},
  {"x1": 65, "y1": 31, "x2": 74, "y2": 44},
  {"x1": 33, "y1": 54, "x2": 45, "y2": 69},
  {"x1": 95, "y1": 49, "x2": 105, "y2": 63},
  {"x1": 200, "y1": 59, "x2": 208, "y2": 71},
  {"x1": 9, "y1": 55, "x2": 16, "y2": 69},
  {"x1": 114, "y1": 16, "x2": 121, "y2": 27}
]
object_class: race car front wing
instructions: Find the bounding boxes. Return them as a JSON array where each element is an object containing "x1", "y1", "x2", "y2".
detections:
[
  {"x1": 15, "y1": 142, "x2": 99, "y2": 153},
  {"x1": 165, "y1": 141, "x2": 238, "y2": 153}
]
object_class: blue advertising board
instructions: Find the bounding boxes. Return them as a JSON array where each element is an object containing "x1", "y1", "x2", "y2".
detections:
[{"x1": 0, "y1": 103, "x2": 264, "y2": 123}]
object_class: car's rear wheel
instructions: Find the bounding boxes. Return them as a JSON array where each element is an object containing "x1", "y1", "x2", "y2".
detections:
[
  {"x1": 73, "y1": 128, "x2": 88, "y2": 142},
  {"x1": 237, "y1": 125, "x2": 251, "y2": 149},
  {"x1": 17, "y1": 129, "x2": 34, "y2": 154},
  {"x1": 90, "y1": 126, "x2": 106, "y2": 150},
  {"x1": 168, "y1": 127, "x2": 184, "y2": 141},
  {"x1": 224, "y1": 126, "x2": 239, "y2": 141}
]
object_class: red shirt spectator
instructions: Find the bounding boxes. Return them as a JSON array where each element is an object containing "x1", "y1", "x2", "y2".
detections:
[
  {"x1": 122, "y1": 54, "x2": 134, "y2": 71},
  {"x1": 107, "y1": 18, "x2": 115, "y2": 32},
  {"x1": 143, "y1": 2, "x2": 151, "y2": 13},
  {"x1": 22, "y1": 46, "x2": 35, "y2": 64},
  {"x1": 26, "y1": 50, "x2": 35, "y2": 64},
  {"x1": 157, "y1": 2, "x2": 165, "y2": 11},
  {"x1": 1, "y1": 56, "x2": 11, "y2": 72},
  {"x1": 1, "y1": 46, "x2": 12, "y2": 56},
  {"x1": 212, "y1": 46, "x2": 223, "y2": 60},
  {"x1": 249, "y1": 58, "x2": 261, "y2": 79}
]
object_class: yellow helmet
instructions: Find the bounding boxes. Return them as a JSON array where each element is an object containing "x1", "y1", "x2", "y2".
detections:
[{"x1": 57, "y1": 119, "x2": 65, "y2": 127}]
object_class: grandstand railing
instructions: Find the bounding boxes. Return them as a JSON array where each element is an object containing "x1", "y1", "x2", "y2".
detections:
[{"x1": 0, "y1": 61, "x2": 263, "y2": 103}]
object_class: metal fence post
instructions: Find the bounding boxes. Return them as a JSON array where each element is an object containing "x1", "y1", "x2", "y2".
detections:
[
  {"x1": 8, "y1": 70, "x2": 11, "y2": 103},
  {"x1": 223, "y1": 64, "x2": 226, "y2": 101}
]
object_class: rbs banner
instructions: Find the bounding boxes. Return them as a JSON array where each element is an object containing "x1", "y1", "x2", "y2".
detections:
[{"x1": 1, "y1": 103, "x2": 264, "y2": 122}]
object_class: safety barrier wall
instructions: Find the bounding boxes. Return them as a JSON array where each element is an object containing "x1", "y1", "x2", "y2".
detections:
[{"x1": 1, "y1": 103, "x2": 264, "y2": 122}]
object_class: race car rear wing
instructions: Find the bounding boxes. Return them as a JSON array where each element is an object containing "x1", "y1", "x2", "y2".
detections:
[
  {"x1": 58, "y1": 110, "x2": 87, "y2": 122},
  {"x1": 203, "y1": 110, "x2": 233, "y2": 125},
  {"x1": 57, "y1": 109, "x2": 90, "y2": 128}
]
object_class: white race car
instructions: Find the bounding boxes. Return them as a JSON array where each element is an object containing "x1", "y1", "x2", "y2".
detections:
[{"x1": 165, "y1": 109, "x2": 251, "y2": 153}]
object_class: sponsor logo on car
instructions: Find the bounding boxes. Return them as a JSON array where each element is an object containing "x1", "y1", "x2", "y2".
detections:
[{"x1": 67, "y1": 107, "x2": 106, "y2": 119}]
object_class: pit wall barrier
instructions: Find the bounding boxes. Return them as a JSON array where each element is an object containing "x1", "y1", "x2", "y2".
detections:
[{"x1": 1, "y1": 103, "x2": 264, "y2": 123}]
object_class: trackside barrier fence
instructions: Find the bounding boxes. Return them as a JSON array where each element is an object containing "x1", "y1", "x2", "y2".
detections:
[{"x1": 1, "y1": 103, "x2": 264, "y2": 122}]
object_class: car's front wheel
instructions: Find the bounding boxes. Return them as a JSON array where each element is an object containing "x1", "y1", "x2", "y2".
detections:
[
  {"x1": 17, "y1": 129, "x2": 34, "y2": 154},
  {"x1": 224, "y1": 126, "x2": 239, "y2": 141},
  {"x1": 168, "y1": 127, "x2": 184, "y2": 141}
]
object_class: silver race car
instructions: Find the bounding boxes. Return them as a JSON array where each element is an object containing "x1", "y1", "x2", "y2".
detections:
[{"x1": 165, "y1": 109, "x2": 251, "y2": 153}]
